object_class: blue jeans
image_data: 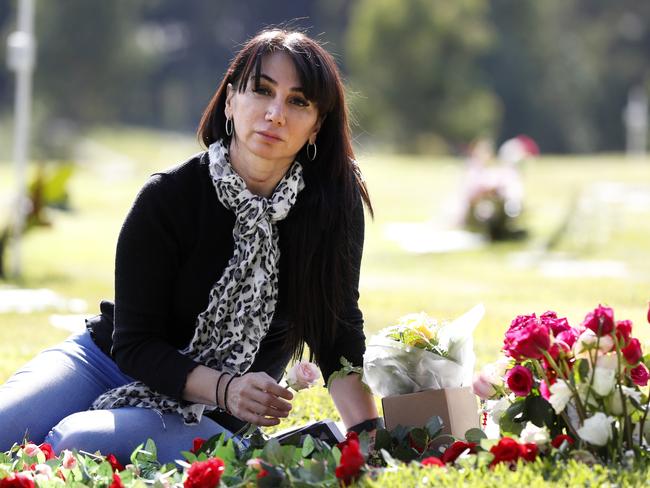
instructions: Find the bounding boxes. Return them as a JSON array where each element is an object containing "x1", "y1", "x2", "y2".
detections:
[{"x1": 0, "y1": 330, "x2": 233, "y2": 463}]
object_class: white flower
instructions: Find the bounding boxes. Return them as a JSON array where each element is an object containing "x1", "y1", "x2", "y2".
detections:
[
  {"x1": 481, "y1": 358, "x2": 509, "y2": 385},
  {"x1": 489, "y1": 397, "x2": 511, "y2": 423},
  {"x1": 286, "y1": 361, "x2": 321, "y2": 391},
  {"x1": 549, "y1": 380, "x2": 573, "y2": 414},
  {"x1": 577, "y1": 412, "x2": 613, "y2": 446},
  {"x1": 472, "y1": 372, "x2": 497, "y2": 400},
  {"x1": 33, "y1": 464, "x2": 53, "y2": 481},
  {"x1": 573, "y1": 329, "x2": 614, "y2": 357},
  {"x1": 519, "y1": 422, "x2": 550, "y2": 446},
  {"x1": 608, "y1": 386, "x2": 642, "y2": 416},
  {"x1": 592, "y1": 354, "x2": 618, "y2": 397}
]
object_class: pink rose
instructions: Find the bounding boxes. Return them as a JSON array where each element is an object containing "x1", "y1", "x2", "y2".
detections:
[
  {"x1": 503, "y1": 314, "x2": 551, "y2": 360},
  {"x1": 582, "y1": 305, "x2": 614, "y2": 336},
  {"x1": 286, "y1": 361, "x2": 321, "y2": 391},
  {"x1": 539, "y1": 379, "x2": 552, "y2": 400},
  {"x1": 622, "y1": 338, "x2": 643, "y2": 365},
  {"x1": 506, "y1": 365, "x2": 534, "y2": 397},
  {"x1": 555, "y1": 328, "x2": 580, "y2": 348},
  {"x1": 61, "y1": 451, "x2": 77, "y2": 470},
  {"x1": 540, "y1": 311, "x2": 570, "y2": 335},
  {"x1": 631, "y1": 364, "x2": 649, "y2": 386},
  {"x1": 472, "y1": 372, "x2": 496, "y2": 400},
  {"x1": 22, "y1": 444, "x2": 41, "y2": 458},
  {"x1": 647, "y1": 301, "x2": 650, "y2": 325}
]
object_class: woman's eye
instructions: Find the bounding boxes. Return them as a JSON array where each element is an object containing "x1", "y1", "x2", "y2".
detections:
[
  {"x1": 253, "y1": 87, "x2": 271, "y2": 96},
  {"x1": 290, "y1": 97, "x2": 309, "y2": 107}
]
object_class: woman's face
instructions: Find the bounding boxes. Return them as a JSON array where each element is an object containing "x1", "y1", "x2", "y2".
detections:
[{"x1": 225, "y1": 51, "x2": 321, "y2": 167}]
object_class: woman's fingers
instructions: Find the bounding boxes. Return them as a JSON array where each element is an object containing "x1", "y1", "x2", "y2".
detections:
[{"x1": 227, "y1": 373, "x2": 293, "y2": 423}]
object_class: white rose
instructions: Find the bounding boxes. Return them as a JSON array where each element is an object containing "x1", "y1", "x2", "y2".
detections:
[
  {"x1": 608, "y1": 386, "x2": 642, "y2": 416},
  {"x1": 592, "y1": 355, "x2": 617, "y2": 397},
  {"x1": 519, "y1": 422, "x2": 550, "y2": 446},
  {"x1": 33, "y1": 464, "x2": 53, "y2": 481},
  {"x1": 549, "y1": 380, "x2": 573, "y2": 414},
  {"x1": 286, "y1": 361, "x2": 321, "y2": 391},
  {"x1": 577, "y1": 413, "x2": 614, "y2": 446},
  {"x1": 573, "y1": 329, "x2": 614, "y2": 357},
  {"x1": 487, "y1": 397, "x2": 510, "y2": 423}
]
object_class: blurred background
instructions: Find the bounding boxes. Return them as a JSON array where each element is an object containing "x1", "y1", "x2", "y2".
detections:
[{"x1": 1, "y1": 0, "x2": 649, "y2": 389}]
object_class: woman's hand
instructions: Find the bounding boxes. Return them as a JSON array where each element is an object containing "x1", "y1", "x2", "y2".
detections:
[{"x1": 226, "y1": 372, "x2": 293, "y2": 426}]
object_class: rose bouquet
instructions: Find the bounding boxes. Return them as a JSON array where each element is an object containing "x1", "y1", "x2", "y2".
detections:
[
  {"x1": 363, "y1": 304, "x2": 484, "y2": 397},
  {"x1": 474, "y1": 302, "x2": 650, "y2": 463}
]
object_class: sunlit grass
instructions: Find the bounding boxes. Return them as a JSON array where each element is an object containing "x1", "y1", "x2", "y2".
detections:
[{"x1": 1, "y1": 129, "x2": 649, "y2": 432}]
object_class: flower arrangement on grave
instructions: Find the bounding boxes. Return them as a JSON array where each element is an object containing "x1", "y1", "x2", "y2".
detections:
[{"x1": 473, "y1": 302, "x2": 650, "y2": 464}]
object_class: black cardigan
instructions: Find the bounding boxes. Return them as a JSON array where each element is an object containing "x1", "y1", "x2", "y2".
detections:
[{"x1": 87, "y1": 152, "x2": 367, "y2": 429}]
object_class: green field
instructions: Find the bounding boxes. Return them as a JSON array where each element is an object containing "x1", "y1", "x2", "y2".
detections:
[{"x1": 1, "y1": 127, "x2": 650, "y2": 432}]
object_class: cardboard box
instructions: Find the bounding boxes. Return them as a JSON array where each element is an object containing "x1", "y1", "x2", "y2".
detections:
[{"x1": 382, "y1": 387, "x2": 479, "y2": 438}]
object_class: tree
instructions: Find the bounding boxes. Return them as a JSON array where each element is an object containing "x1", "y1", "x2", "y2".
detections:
[{"x1": 346, "y1": 0, "x2": 500, "y2": 153}]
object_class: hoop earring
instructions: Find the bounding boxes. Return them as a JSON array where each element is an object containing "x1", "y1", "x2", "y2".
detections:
[
  {"x1": 307, "y1": 142, "x2": 317, "y2": 161},
  {"x1": 225, "y1": 117, "x2": 233, "y2": 136}
]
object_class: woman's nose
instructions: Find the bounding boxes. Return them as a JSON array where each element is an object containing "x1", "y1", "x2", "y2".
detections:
[{"x1": 265, "y1": 101, "x2": 286, "y2": 126}]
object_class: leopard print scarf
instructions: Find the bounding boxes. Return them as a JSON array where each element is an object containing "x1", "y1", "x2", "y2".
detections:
[{"x1": 90, "y1": 140, "x2": 304, "y2": 424}]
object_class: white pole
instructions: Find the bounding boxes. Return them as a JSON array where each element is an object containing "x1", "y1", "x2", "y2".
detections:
[{"x1": 7, "y1": 0, "x2": 36, "y2": 278}]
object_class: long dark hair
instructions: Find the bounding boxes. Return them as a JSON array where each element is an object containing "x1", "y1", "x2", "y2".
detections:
[{"x1": 197, "y1": 29, "x2": 373, "y2": 364}]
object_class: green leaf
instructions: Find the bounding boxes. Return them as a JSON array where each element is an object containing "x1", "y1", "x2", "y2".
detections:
[
  {"x1": 380, "y1": 449, "x2": 399, "y2": 468},
  {"x1": 426, "y1": 416, "x2": 444, "y2": 438},
  {"x1": 499, "y1": 411, "x2": 524, "y2": 436},
  {"x1": 301, "y1": 435, "x2": 315, "y2": 458},
  {"x1": 374, "y1": 428, "x2": 392, "y2": 451},
  {"x1": 464, "y1": 428, "x2": 487, "y2": 444},
  {"x1": 525, "y1": 395, "x2": 554, "y2": 428},
  {"x1": 392, "y1": 443, "x2": 419, "y2": 463},
  {"x1": 326, "y1": 356, "x2": 365, "y2": 391},
  {"x1": 409, "y1": 428, "x2": 429, "y2": 453},
  {"x1": 577, "y1": 358, "x2": 590, "y2": 381}
]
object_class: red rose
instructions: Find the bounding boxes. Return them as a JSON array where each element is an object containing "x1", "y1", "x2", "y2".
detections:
[
  {"x1": 38, "y1": 443, "x2": 55, "y2": 461},
  {"x1": 184, "y1": 457, "x2": 225, "y2": 488},
  {"x1": 191, "y1": 437, "x2": 206, "y2": 454},
  {"x1": 582, "y1": 305, "x2": 615, "y2": 336},
  {"x1": 257, "y1": 469, "x2": 269, "y2": 479},
  {"x1": 615, "y1": 320, "x2": 633, "y2": 344},
  {"x1": 519, "y1": 443, "x2": 537, "y2": 462},
  {"x1": 0, "y1": 473, "x2": 34, "y2": 488},
  {"x1": 109, "y1": 473, "x2": 124, "y2": 488},
  {"x1": 622, "y1": 338, "x2": 643, "y2": 365},
  {"x1": 631, "y1": 364, "x2": 650, "y2": 386},
  {"x1": 335, "y1": 438, "x2": 365, "y2": 485},
  {"x1": 489, "y1": 437, "x2": 520, "y2": 467},
  {"x1": 540, "y1": 311, "x2": 570, "y2": 335},
  {"x1": 441, "y1": 441, "x2": 477, "y2": 464},
  {"x1": 647, "y1": 301, "x2": 650, "y2": 325},
  {"x1": 503, "y1": 314, "x2": 551, "y2": 360},
  {"x1": 551, "y1": 434, "x2": 574, "y2": 449},
  {"x1": 105, "y1": 454, "x2": 125, "y2": 473},
  {"x1": 421, "y1": 456, "x2": 445, "y2": 467},
  {"x1": 336, "y1": 431, "x2": 359, "y2": 451},
  {"x1": 506, "y1": 365, "x2": 534, "y2": 397}
]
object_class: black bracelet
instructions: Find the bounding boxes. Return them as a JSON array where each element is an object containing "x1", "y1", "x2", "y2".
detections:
[
  {"x1": 347, "y1": 417, "x2": 384, "y2": 434},
  {"x1": 215, "y1": 372, "x2": 226, "y2": 409},
  {"x1": 223, "y1": 374, "x2": 236, "y2": 414}
]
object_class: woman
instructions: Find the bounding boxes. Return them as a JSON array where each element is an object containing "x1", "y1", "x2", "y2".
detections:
[{"x1": 0, "y1": 29, "x2": 379, "y2": 463}]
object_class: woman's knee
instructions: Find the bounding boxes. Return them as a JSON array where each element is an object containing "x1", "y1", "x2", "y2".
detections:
[{"x1": 46, "y1": 411, "x2": 115, "y2": 454}]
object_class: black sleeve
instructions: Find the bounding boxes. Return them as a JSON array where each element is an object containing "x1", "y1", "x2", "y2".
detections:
[
  {"x1": 112, "y1": 174, "x2": 199, "y2": 400},
  {"x1": 317, "y1": 195, "x2": 367, "y2": 384}
]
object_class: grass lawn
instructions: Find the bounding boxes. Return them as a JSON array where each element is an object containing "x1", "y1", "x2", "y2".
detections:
[{"x1": 1, "y1": 128, "x2": 650, "y2": 473}]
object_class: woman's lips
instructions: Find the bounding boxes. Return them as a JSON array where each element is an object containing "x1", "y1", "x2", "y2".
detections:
[{"x1": 257, "y1": 131, "x2": 283, "y2": 142}]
